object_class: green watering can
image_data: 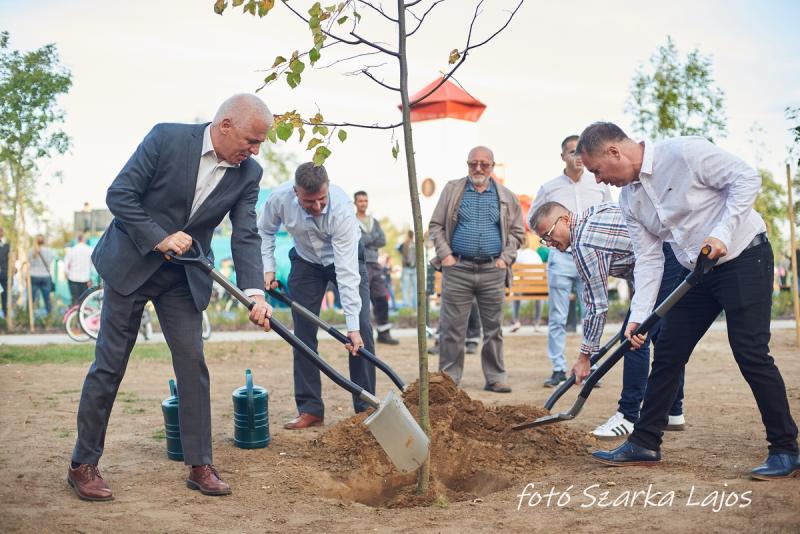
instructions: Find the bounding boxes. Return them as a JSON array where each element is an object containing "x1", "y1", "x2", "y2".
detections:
[
  {"x1": 161, "y1": 379, "x2": 183, "y2": 461},
  {"x1": 232, "y1": 369, "x2": 270, "y2": 449}
]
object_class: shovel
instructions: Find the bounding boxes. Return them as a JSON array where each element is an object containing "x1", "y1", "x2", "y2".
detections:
[
  {"x1": 513, "y1": 245, "x2": 716, "y2": 431},
  {"x1": 543, "y1": 331, "x2": 622, "y2": 411},
  {"x1": 165, "y1": 245, "x2": 429, "y2": 473},
  {"x1": 267, "y1": 285, "x2": 407, "y2": 392}
]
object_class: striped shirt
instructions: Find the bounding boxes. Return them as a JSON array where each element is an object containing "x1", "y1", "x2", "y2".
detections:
[
  {"x1": 569, "y1": 202, "x2": 635, "y2": 355},
  {"x1": 450, "y1": 179, "x2": 502, "y2": 257}
]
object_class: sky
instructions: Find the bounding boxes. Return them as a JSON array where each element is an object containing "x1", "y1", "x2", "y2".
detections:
[{"x1": 3, "y1": 0, "x2": 800, "y2": 232}]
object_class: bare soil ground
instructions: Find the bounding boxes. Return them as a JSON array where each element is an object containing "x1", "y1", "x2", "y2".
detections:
[{"x1": 1, "y1": 329, "x2": 798, "y2": 533}]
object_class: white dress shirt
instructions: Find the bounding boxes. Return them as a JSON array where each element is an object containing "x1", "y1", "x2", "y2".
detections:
[
  {"x1": 192, "y1": 125, "x2": 262, "y2": 297},
  {"x1": 258, "y1": 182, "x2": 363, "y2": 331},
  {"x1": 620, "y1": 136, "x2": 766, "y2": 323},
  {"x1": 191, "y1": 125, "x2": 238, "y2": 218},
  {"x1": 65, "y1": 242, "x2": 93, "y2": 283},
  {"x1": 529, "y1": 170, "x2": 612, "y2": 218}
]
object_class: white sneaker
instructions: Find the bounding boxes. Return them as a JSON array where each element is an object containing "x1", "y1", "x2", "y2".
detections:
[
  {"x1": 592, "y1": 412, "x2": 634, "y2": 440},
  {"x1": 510, "y1": 321, "x2": 522, "y2": 333},
  {"x1": 666, "y1": 414, "x2": 686, "y2": 431}
]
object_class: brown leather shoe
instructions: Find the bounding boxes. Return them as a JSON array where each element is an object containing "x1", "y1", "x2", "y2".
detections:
[
  {"x1": 284, "y1": 412, "x2": 324, "y2": 429},
  {"x1": 186, "y1": 464, "x2": 231, "y2": 496},
  {"x1": 67, "y1": 464, "x2": 113, "y2": 501}
]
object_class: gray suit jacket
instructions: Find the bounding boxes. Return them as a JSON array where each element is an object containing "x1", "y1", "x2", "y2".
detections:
[{"x1": 92, "y1": 123, "x2": 263, "y2": 311}]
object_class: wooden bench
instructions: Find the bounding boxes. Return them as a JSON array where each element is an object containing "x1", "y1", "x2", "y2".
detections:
[{"x1": 432, "y1": 263, "x2": 549, "y2": 301}]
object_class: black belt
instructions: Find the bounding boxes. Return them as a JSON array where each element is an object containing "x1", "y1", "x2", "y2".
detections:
[
  {"x1": 743, "y1": 232, "x2": 768, "y2": 251},
  {"x1": 455, "y1": 254, "x2": 498, "y2": 265}
]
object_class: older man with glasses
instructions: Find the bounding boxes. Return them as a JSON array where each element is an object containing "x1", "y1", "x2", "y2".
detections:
[
  {"x1": 429, "y1": 146, "x2": 525, "y2": 392},
  {"x1": 528, "y1": 135, "x2": 612, "y2": 388}
]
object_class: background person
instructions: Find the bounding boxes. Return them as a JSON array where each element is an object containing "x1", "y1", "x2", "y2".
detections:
[
  {"x1": 64, "y1": 233, "x2": 93, "y2": 306},
  {"x1": 528, "y1": 135, "x2": 612, "y2": 387}
]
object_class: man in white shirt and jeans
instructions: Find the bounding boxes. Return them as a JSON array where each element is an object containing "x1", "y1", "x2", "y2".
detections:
[
  {"x1": 64, "y1": 233, "x2": 94, "y2": 305},
  {"x1": 529, "y1": 135, "x2": 612, "y2": 387},
  {"x1": 577, "y1": 122, "x2": 798, "y2": 480}
]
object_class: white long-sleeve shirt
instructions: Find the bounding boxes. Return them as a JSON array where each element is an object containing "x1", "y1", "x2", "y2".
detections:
[
  {"x1": 529, "y1": 170, "x2": 612, "y2": 221},
  {"x1": 64, "y1": 242, "x2": 93, "y2": 283},
  {"x1": 621, "y1": 136, "x2": 766, "y2": 323},
  {"x1": 258, "y1": 182, "x2": 363, "y2": 331}
]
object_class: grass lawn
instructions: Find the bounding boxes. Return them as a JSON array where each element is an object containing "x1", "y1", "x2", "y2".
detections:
[{"x1": 0, "y1": 343, "x2": 171, "y2": 365}]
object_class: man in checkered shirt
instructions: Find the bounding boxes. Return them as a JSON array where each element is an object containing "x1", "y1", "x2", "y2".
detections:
[{"x1": 529, "y1": 200, "x2": 687, "y2": 439}]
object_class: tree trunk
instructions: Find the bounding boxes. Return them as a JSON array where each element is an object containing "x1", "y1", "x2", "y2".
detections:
[{"x1": 397, "y1": 0, "x2": 431, "y2": 495}]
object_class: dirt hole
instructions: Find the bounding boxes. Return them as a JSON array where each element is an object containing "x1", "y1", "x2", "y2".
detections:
[{"x1": 308, "y1": 373, "x2": 595, "y2": 508}]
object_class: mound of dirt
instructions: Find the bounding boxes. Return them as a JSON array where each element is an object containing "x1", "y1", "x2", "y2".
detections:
[{"x1": 308, "y1": 373, "x2": 595, "y2": 508}]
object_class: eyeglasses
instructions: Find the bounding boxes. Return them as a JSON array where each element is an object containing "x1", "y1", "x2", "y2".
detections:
[
  {"x1": 539, "y1": 217, "x2": 562, "y2": 245},
  {"x1": 467, "y1": 161, "x2": 493, "y2": 169}
]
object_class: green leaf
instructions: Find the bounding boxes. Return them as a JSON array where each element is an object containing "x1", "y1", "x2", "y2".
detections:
[
  {"x1": 290, "y1": 58, "x2": 305, "y2": 74},
  {"x1": 246, "y1": 1, "x2": 256, "y2": 15},
  {"x1": 297, "y1": 126, "x2": 306, "y2": 143},
  {"x1": 309, "y1": 47, "x2": 321, "y2": 64},
  {"x1": 312, "y1": 145, "x2": 332, "y2": 166},
  {"x1": 308, "y1": 2, "x2": 321, "y2": 17},
  {"x1": 267, "y1": 127, "x2": 278, "y2": 144},
  {"x1": 316, "y1": 125, "x2": 329, "y2": 136},
  {"x1": 309, "y1": 15, "x2": 320, "y2": 28},
  {"x1": 391, "y1": 140, "x2": 399, "y2": 159},
  {"x1": 276, "y1": 122, "x2": 293, "y2": 141},
  {"x1": 213, "y1": 0, "x2": 227, "y2": 14},
  {"x1": 337, "y1": 129, "x2": 347, "y2": 142},
  {"x1": 307, "y1": 137, "x2": 324, "y2": 150},
  {"x1": 271, "y1": 55, "x2": 286, "y2": 68},
  {"x1": 353, "y1": 11, "x2": 361, "y2": 22},
  {"x1": 337, "y1": 15, "x2": 348, "y2": 25},
  {"x1": 232, "y1": 0, "x2": 244, "y2": 6},
  {"x1": 263, "y1": 72, "x2": 278, "y2": 85},
  {"x1": 286, "y1": 72, "x2": 301, "y2": 88},
  {"x1": 313, "y1": 32, "x2": 325, "y2": 48}
]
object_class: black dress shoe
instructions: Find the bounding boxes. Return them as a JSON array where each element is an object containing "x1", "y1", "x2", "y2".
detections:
[
  {"x1": 591, "y1": 440, "x2": 661, "y2": 466},
  {"x1": 751, "y1": 453, "x2": 800, "y2": 480}
]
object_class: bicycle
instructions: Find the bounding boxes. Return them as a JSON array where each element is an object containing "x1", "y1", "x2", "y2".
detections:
[
  {"x1": 78, "y1": 284, "x2": 211, "y2": 341},
  {"x1": 64, "y1": 304, "x2": 90, "y2": 342}
]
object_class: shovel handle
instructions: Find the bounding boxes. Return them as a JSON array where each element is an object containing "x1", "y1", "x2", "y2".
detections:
[
  {"x1": 269, "y1": 287, "x2": 407, "y2": 392},
  {"x1": 543, "y1": 331, "x2": 621, "y2": 411},
  {"x1": 166, "y1": 243, "x2": 380, "y2": 409}
]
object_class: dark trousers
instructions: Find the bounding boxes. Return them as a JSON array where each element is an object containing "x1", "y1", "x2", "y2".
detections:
[
  {"x1": 629, "y1": 243, "x2": 798, "y2": 455},
  {"x1": 288, "y1": 248, "x2": 376, "y2": 417},
  {"x1": 0, "y1": 271, "x2": 7, "y2": 316},
  {"x1": 366, "y1": 261, "x2": 390, "y2": 328},
  {"x1": 68, "y1": 280, "x2": 89, "y2": 307},
  {"x1": 73, "y1": 262, "x2": 211, "y2": 466},
  {"x1": 619, "y1": 244, "x2": 687, "y2": 422}
]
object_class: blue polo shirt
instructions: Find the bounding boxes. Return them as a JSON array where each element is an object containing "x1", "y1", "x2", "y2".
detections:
[{"x1": 450, "y1": 179, "x2": 502, "y2": 258}]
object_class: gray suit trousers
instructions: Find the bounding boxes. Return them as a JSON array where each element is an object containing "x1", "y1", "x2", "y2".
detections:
[
  {"x1": 72, "y1": 262, "x2": 210, "y2": 466},
  {"x1": 438, "y1": 259, "x2": 507, "y2": 385}
]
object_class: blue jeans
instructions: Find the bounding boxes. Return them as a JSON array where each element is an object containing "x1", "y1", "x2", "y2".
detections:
[
  {"x1": 401, "y1": 267, "x2": 416, "y2": 309},
  {"x1": 546, "y1": 250, "x2": 583, "y2": 372},
  {"x1": 30, "y1": 276, "x2": 53, "y2": 315},
  {"x1": 618, "y1": 244, "x2": 687, "y2": 422}
]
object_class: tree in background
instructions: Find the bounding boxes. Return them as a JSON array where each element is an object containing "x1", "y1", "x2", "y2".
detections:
[
  {"x1": 626, "y1": 35, "x2": 726, "y2": 142},
  {"x1": 0, "y1": 31, "x2": 72, "y2": 331},
  {"x1": 787, "y1": 106, "x2": 800, "y2": 226},
  {"x1": 213, "y1": 0, "x2": 523, "y2": 494}
]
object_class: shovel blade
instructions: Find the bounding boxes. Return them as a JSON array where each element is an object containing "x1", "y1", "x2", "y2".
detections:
[
  {"x1": 364, "y1": 390, "x2": 430, "y2": 473},
  {"x1": 512, "y1": 412, "x2": 574, "y2": 431}
]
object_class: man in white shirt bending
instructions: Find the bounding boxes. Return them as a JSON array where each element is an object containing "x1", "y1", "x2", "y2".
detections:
[{"x1": 577, "y1": 121, "x2": 798, "y2": 480}]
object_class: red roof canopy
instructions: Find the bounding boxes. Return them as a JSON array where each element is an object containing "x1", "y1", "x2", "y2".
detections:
[{"x1": 400, "y1": 78, "x2": 486, "y2": 123}]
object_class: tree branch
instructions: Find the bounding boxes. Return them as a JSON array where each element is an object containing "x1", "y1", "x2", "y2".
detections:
[
  {"x1": 357, "y1": 0, "x2": 398, "y2": 22},
  {"x1": 354, "y1": 66, "x2": 400, "y2": 91},
  {"x1": 407, "y1": 0, "x2": 445, "y2": 37},
  {"x1": 408, "y1": 0, "x2": 523, "y2": 106},
  {"x1": 316, "y1": 50, "x2": 382, "y2": 70},
  {"x1": 280, "y1": 0, "x2": 360, "y2": 46},
  {"x1": 349, "y1": 31, "x2": 400, "y2": 56}
]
